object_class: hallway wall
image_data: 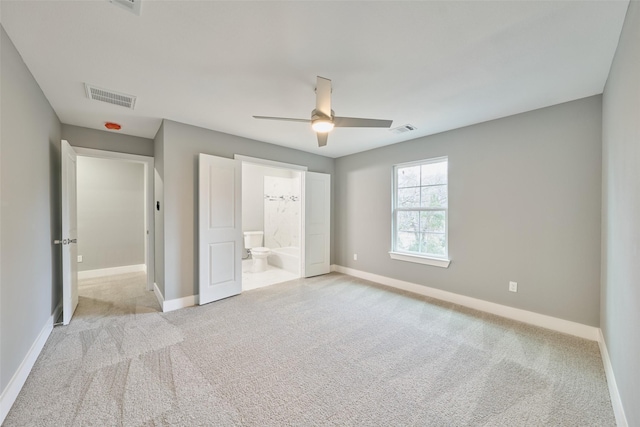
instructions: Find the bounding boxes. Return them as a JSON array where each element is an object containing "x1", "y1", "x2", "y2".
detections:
[{"x1": 76, "y1": 157, "x2": 145, "y2": 272}]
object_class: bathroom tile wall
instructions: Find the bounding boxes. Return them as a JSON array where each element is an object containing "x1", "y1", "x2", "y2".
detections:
[{"x1": 264, "y1": 175, "x2": 300, "y2": 249}]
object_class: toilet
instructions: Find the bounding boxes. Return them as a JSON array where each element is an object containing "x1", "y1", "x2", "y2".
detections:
[{"x1": 243, "y1": 231, "x2": 270, "y2": 273}]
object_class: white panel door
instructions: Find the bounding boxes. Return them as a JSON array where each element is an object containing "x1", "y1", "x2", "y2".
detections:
[
  {"x1": 61, "y1": 140, "x2": 78, "y2": 325},
  {"x1": 304, "y1": 172, "x2": 331, "y2": 277},
  {"x1": 198, "y1": 154, "x2": 242, "y2": 305}
]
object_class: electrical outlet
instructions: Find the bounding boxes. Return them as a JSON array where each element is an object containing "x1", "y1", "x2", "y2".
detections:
[
  {"x1": 77, "y1": 255, "x2": 83, "y2": 263},
  {"x1": 509, "y1": 281, "x2": 518, "y2": 292},
  {"x1": 353, "y1": 253, "x2": 358, "y2": 261}
]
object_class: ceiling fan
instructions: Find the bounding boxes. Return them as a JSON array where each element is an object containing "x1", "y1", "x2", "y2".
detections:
[{"x1": 253, "y1": 76, "x2": 393, "y2": 147}]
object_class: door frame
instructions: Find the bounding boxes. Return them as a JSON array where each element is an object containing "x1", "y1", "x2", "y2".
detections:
[
  {"x1": 234, "y1": 155, "x2": 308, "y2": 173},
  {"x1": 73, "y1": 147, "x2": 155, "y2": 291},
  {"x1": 234, "y1": 155, "x2": 308, "y2": 277}
]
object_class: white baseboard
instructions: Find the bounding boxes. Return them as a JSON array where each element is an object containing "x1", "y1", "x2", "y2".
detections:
[
  {"x1": 162, "y1": 294, "x2": 198, "y2": 312},
  {"x1": 332, "y1": 265, "x2": 599, "y2": 341},
  {"x1": 0, "y1": 312, "x2": 54, "y2": 424},
  {"x1": 153, "y1": 282, "x2": 165, "y2": 310},
  {"x1": 598, "y1": 330, "x2": 628, "y2": 427},
  {"x1": 78, "y1": 264, "x2": 146, "y2": 280}
]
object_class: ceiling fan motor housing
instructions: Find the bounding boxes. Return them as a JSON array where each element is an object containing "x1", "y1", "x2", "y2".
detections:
[
  {"x1": 311, "y1": 109, "x2": 334, "y2": 121},
  {"x1": 311, "y1": 109, "x2": 335, "y2": 132}
]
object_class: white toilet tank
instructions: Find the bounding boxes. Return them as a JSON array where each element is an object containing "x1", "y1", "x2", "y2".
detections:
[{"x1": 243, "y1": 231, "x2": 264, "y2": 249}]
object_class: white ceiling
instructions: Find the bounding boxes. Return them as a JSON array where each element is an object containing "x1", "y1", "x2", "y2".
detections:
[{"x1": 1, "y1": 1, "x2": 629, "y2": 158}]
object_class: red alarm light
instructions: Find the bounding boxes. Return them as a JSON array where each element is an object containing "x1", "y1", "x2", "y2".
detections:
[{"x1": 105, "y1": 122, "x2": 122, "y2": 130}]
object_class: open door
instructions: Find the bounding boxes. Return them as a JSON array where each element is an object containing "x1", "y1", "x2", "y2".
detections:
[
  {"x1": 304, "y1": 172, "x2": 331, "y2": 277},
  {"x1": 198, "y1": 154, "x2": 242, "y2": 305},
  {"x1": 61, "y1": 140, "x2": 78, "y2": 325}
]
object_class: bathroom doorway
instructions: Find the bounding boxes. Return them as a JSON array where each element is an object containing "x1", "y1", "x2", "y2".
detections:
[
  {"x1": 198, "y1": 153, "x2": 330, "y2": 305},
  {"x1": 240, "y1": 160, "x2": 303, "y2": 291}
]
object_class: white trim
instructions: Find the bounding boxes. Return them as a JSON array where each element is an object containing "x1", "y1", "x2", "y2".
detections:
[
  {"x1": 598, "y1": 330, "x2": 629, "y2": 427},
  {"x1": 73, "y1": 147, "x2": 152, "y2": 163},
  {"x1": 78, "y1": 264, "x2": 146, "y2": 280},
  {"x1": 396, "y1": 156, "x2": 449, "y2": 168},
  {"x1": 163, "y1": 294, "x2": 199, "y2": 312},
  {"x1": 389, "y1": 251, "x2": 451, "y2": 268},
  {"x1": 153, "y1": 282, "x2": 165, "y2": 310},
  {"x1": 234, "y1": 154, "x2": 308, "y2": 171},
  {"x1": 0, "y1": 313, "x2": 54, "y2": 424},
  {"x1": 73, "y1": 147, "x2": 155, "y2": 292},
  {"x1": 332, "y1": 265, "x2": 599, "y2": 341}
]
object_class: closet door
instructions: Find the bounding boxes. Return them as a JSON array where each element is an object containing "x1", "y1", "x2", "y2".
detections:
[
  {"x1": 304, "y1": 172, "x2": 330, "y2": 277},
  {"x1": 198, "y1": 154, "x2": 242, "y2": 305}
]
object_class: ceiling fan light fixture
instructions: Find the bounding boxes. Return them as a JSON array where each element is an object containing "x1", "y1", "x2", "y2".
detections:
[
  {"x1": 312, "y1": 119, "x2": 334, "y2": 133},
  {"x1": 254, "y1": 76, "x2": 393, "y2": 147}
]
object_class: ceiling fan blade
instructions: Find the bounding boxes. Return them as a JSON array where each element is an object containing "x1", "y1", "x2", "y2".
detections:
[
  {"x1": 253, "y1": 115, "x2": 310, "y2": 123},
  {"x1": 333, "y1": 116, "x2": 393, "y2": 128},
  {"x1": 317, "y1": 132, "x2": 328, "y2": 147},
  {"x1": 315, "y1": 76, "x2": 332, "y2": 118}
]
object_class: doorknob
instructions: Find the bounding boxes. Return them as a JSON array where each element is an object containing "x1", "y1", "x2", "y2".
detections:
[{"x1": 54, "y1": 238, "x2": 76, "y2": 245}]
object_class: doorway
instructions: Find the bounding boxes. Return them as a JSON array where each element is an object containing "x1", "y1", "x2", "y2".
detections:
[
  {"x1": 241, "y1": 161, "x2": 303, "y2": 291},
  {"x1": 73, "y1": 148, "x2": 155, "y2": 292},
  {"x1": 60, "y1": 145, "x2": 156, "y2": 324}
]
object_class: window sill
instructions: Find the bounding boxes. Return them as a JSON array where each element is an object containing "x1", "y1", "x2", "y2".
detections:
[{"x1": 388, "y1": 251, "x2": 451, "y2": 268}]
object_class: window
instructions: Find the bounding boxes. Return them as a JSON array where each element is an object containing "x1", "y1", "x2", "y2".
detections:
[{"x1": 390, "y1": 157, "x2": 450, "y2": 267}]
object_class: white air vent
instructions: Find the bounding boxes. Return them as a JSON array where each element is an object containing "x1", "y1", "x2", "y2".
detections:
[
  {"x1": 85, "y1": 84, "x2": 136, "y2": 109},
  {"x1": 390, "y1": 124, "x2": 417, "y2": 134},
  {"x1": 109, "y1": 0, "x2": 142, "y2": 16}
]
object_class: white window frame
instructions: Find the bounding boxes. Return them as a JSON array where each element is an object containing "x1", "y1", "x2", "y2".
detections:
[{"x1": 389, "y1": 156, "x2": 451, "y2": 268}]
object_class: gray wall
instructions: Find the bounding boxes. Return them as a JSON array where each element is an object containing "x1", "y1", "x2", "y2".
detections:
[
  {"x1": 601, "y1": 1, "x2": 639, "y2": 424},
  {"x1": 62, "y1": 124, "x2": 154, "y2": 157},
  {"x1": 0, "y1": 26, "x2": 62, "y2": 392},
  {"x1": 76, "y1": 157, "x2": 145, "y2": 271},
  {"x1": 335, "y1": 96, "x2": 602, "y2": 326},
  {"x1": 159, "y1": 119, "x2": 334, "y2": 300},
  {"x1": 154, "y1": 122, "x2": 165, "y2": 295}
]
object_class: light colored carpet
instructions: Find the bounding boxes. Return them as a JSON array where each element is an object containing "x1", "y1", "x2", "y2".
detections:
[{"x1": 5, "y1": 272, "x2": 615, "y2": 426}]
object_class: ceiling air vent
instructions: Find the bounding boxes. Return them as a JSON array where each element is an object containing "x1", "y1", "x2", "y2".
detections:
[
  {"x1": 85, "y1": 84, "x2": 137, "y2": 110},
  {"x1": 109, "y1": 0, "x2": 142, "y2": 16},
  {"x1": 390, "y1": 124, "x2": 417, "y2": 135}
]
